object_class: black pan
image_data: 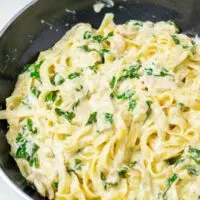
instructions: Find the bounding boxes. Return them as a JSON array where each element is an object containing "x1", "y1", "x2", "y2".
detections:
[{"x1": 0, "y1": 0, "x2": 200, "y2": 199}]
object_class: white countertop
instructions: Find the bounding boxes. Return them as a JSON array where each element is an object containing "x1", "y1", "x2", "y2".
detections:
[{"x1": 0, "y1": 1, "x2": 32, "y2": 199}]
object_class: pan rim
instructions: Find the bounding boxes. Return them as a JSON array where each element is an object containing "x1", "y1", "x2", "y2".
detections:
[
  {"x1": 0, "y1": 1, "x2": 39, "y2": 199},
  {"x1": 0, "y1": 0, "x2": 38, "y2": 38}
]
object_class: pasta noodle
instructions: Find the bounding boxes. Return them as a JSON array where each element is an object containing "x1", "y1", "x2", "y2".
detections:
[{"x1": 1, "y1": 13, "x2": 200, "y2": 200}]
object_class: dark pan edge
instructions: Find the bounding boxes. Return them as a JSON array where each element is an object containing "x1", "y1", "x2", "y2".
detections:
[
  {"x1": 0, "y1": 0, "x2": 38, "y2": 37},
  {"x1": 0, "y1": 2, "x2": 38, "y2": 199},
  {"x1": 0, "y1": 168, "x2": 32, "y2": 200}
]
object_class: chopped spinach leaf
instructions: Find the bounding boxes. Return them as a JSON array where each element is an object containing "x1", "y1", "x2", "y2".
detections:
[
  {"x1": 52, "y1": 181, "x2": 58, "y2": 190},
  {"x1": 168, "y1": 173, "x2": 178, "y2": 188},
  {"x1": 128, "y1": 99, "x2": 137, "y2": 111},
  {"x1": 16, "y1": 133, "x2": 25, "y2": 144},
  {"x1": 55, "y1": 96, "x2": 63, "y2": 106},
  {"x1": 79, "y1": 45, "x2": 91, "y2": 52},
  {"x1": 128, "y1": 161, "x2": 137, "y2": 168},
  {"x1": 30, "y1": 155, "x2": 39, "y2": 168},
  {"x1": 144, "y1": 100, "x2": 153, "y2": 123},
  {"x1": 22, "y1": 64, "x2": 32, "y2": 73},
  {"x1": 55, "y1": 108, "x2": 75, "y2": 122},
  {"x1": 68, "y1": 72, "x2": 81, "y2": 79},
  {"x1": 83, "y1": 31, "x2": 92, "y2": 39},
  {"x1": 45, "y1": 91, "x2": 57, "y2": 108},
  {"x1": 72, "y1": 100, "x2": 80, "y2": 110},
  {"x1": 74, "y1": 159, "x2": 82, "y2": 170},
  {"x1": 104, "y1": 113, "x2": 113, "y2": 124},
  {"x1": 15, "y1": 138, "x2": 39, "y2": 168},
  {"x1": 31, "y1": 87, "x2": 41, "y2": 98},
  {"x1": 166, "y1": 155, "x2": 182, "y2": 165},
  {"x1": 189, "y1": 146, "x2": 200, "y2": 165},
  {"x1": 118, "y1": 62, "x2": 141, "y2": 82},
  {"x1": 144, "y1": 68, "x2": 153, "y2": 75},
  {"x1": 118, "y1": 167, "x2": 128, "y2": 178},
  {"x1": 27, "y1": 119, "x2": 38, "y2": 134},
  {"x1": 89, "y1": 64, "x2": 98, "y2": 73},
  {"x1": 116, "y1": 90, "x2": 134, "y2": 100},
  {"x1": 86, "y1": 112, "x2": 97, "y2": 125},
  {"x1": 110, "y1": 76, "x2": 116, "y2": 89},
  {"x1": 100, "y1": 172, "x2": 118, "y2": 190},
  {"x1": 92, "y1": 35, "x2": 104, "y2": 43},
  {"x1": 64, "y1": 112, "x2": 75, "y2": 122},
  {"x1": 101, "y1": 32, "x2": 114, "y2": 42},
  {"x1": 55, "y1": 108, "x2": 65, "y2": 116},
  {"x1": 178, "y1": 102, "x2": 185, "y2": 109},
  {"x1": 163, "y1": 173, "x2": 178, "y2": 200},
  {"x1": 159, "y1": 68, "x2": 172, "y2": 77},
  {"x1": 133, "y1": 20, "x2": 143, "y2": 28},
  {"x1": 100, "y1": 172, "x2": 106, "y2": 181},
  {"x1": 172, "y1": 35, "x2": 180, "y2": 45},
  {"x1": 92, "y1": 32, "x2": 113, "y2": 43},
  {"x1": 187, "y1": 166, "x2": 199, "y2": 176},
  {"x1": 78, "y1": 45, "x2": 110, "y2": 63},
  {"x1": 75, "y1": 85, "x2": 83, "y2": 92},
  {"x1": 51, "y1": 73, "x2": 65, "y2": 86},
  {"x1": 29, "y1": 60, "x2": 44, "y2": 81}
]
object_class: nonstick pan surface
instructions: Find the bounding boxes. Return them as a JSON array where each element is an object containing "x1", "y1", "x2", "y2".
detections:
[{"x1": 0, "y1": 0, "x2": 200, "y2": 199}]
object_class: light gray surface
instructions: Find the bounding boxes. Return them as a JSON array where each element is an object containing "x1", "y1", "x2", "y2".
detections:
[{"x1": 0, "y1": 1, "x2": 32, "y2": 199}]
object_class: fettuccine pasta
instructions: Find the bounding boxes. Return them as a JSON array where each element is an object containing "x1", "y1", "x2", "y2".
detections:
[{"x1": 1, "y1": 14, "x2": 200, "y2": 200}]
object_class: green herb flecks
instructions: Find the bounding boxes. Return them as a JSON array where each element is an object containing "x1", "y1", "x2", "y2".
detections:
[
  {"x1": 128, "y1": 161, "x2": 137, "y2": 168},
  {"x1": 118, "y1": 167, "x2": 128, "y2": 178},
  {"x1": 167, "y1": 21, "x2": 180, "y2": 33},
  {"x1": 118, "y1": 62, "x2": 141, "y2": 82},
  {"x1": 78, "y1": 45, "x2": 110, "y2": 63},
  {"x1": 133, "y1": 20, "x2": 143, "y2": 28},
  {"x1": 92, "y1": 32, "x2": 113, "y2": 43},
  {"x1": 178, "y1": 102, "x2": 185, "y2": 109},
  {"x1": 45, "y1": 91, "x2": 58, "y2": 108},
  {"x1": 83, "y1": 31, "x2": 113, "y2": 43},
  {"x1": 55, "y1": 96, "x2": 63, "y2": 106},
  {"x1": 166, "y1": 155, "x2": 182, "y2": 166},
  {"x1": 172, "y1": 35, "x2": 193, "y2": 50},
  {"x1": 86, "y1": 112, "x2": 97, "y2": 125},
  {"x1": 144, "y1": 100, "x2": 153, "y2": 123},
  {"x1": 52, "y1": 181, "x2": 58, "y2": 191},
  {"x1": 104, "y1": 113, "x2": 113, "y2": 124},
  {"x1": 89, "y1": 64, "x2": 98, "y2": 73},
  {"x1": 116, "y1": 90, "x2": 135, "y2": 100},
  {"x1": 172, "y1": 35, "x2": 180, "y2": 45},
  {"x1": 55, "y1": 108, "x2": 75, "y2": 122},
  {"x1": 83, "y1": 31, "x2": 92, "y2": 39},
  {"x1": 187, "y1": 166, "x2": 199, "y2": 176},
  {"x1": 128, "y1": 99, "x2": 137, "y2": 112},
  {"x1": 110, "y1": 76, "x2": 116, "y2": 89},
  {"x1": 155, "y1": 68, "x2": 172, "y2": 77},
  {"x1": 31, "y1": 87, "x2": 41, "y2": 98},
  {"x1": 72, "y1": 100, "x2": 80, "y2": 111},
  {"x1": 144, "y1": 68, "x2": 153, "y2": 75},
  {"x1": 75, "y1": 85, "x2": 83, "y2": 92},
  {"x1": 74, "y1": 159, "x2": 83, "y2": 170},
  {"x1": 15, "y1": 136, "x2": 40, "y2": 168},
  {"x1": 68, "y1": 72, "x2": 81, "y2": 79},
  {"x1": 100, "y1": 172, "x2": 118, "y2": 190},
  {"x1": 51, "y1": 73, "x2": 65, "y2": 86},
  {"x1": 189, "y1": 146, "x2": 200, "y2": 165},
  {"x1": 27, "y1": 119, "x2": 38, "y2": 134},
  {"x1": 28, "y1": 60, "x2": 44, "y2": 81},
  {"x1": 163, "y1": 173, "x2": 178, "y2": 200}
]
